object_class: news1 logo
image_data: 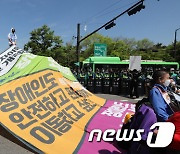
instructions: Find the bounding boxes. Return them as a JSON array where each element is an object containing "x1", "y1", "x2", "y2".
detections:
[
  {"x1": 147, "y1": 122, "x2": 175, "y2": 147},
  {"x1": 88, "y1": 122, "x2": 175, "y2": 148}
]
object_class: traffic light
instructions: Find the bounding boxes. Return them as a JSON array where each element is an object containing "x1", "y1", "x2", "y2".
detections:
[
  {"x1": 128, "y1": 2, "x2": 145, "y2": 16},
  {"x1": 105, "y1": 21, "x2": 116, "y2": 30}
]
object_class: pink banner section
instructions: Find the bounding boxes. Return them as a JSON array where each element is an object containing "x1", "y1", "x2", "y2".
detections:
[
  {"x1": 78, "y1": 100, "x2": 135, "y2": 154},
  {"x1": 85, "y1": 100, "x2": 135, "y2": 132}
]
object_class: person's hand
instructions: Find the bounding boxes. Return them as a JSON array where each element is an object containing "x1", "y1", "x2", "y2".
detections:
[
  {"x1": 176, "y1": 89, "x2": 180, "y2": 94},
  {"x1": 153, "y1": 129, "x2": 158, "y2": 134},
  {"x1": 170, "y1": 79, "x2": 176, "y2": 87}
]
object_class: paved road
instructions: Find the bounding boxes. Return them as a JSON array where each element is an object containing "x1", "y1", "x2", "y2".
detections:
[
  {"x1": 0, "y1": 94, "x2": 143, "y2": 154},
  {"x1": 0, "y1": 126, "x2": 34, "y2": 154},
  {"x1": 96, "y1": 94, "x2": 143, "y2": 103},
  {"x1": 0, "y1": 136, "x2": 33, "y2": 154}
]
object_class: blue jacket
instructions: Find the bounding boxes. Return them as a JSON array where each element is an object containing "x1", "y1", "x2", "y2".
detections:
[{"x1": 149, "y1": 84, "x2": 173, "y2": 122}]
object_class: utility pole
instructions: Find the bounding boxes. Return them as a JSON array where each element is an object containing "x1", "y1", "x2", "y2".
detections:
[
  {"x1": 76, "y1": 23, "x2": 80, "y2": 64},
  {"x1": 174, "y1": 28, "x2": 180, "y2": 58},
  {"x1": 76, "y1": 0, "x2": 145, "y2": 64}
]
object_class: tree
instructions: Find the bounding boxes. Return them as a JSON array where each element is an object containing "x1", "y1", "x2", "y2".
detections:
[
  {"x1": 136, "y1": 38, "x2": 154, "y2": 50},
  {"x1": 24, "y1": 25, "x2": 63, "y2": 56},
  {"x1": 24, "y1": 25, "x2": 78, "y2": 67},
  {"x1": 166, "y1": 42, "x2": 180, "y2": 63},
  {"x1": 61, "y1": 42, "x2": 76, "y2": 68},
  {"x1": 121, "y1": 37, "x2": 137, "y2": 51},
  {"x1": 109, "y1": 39, "x2": 130, "y2": 59},
  {"x1": 80, "y1": 33, "x2": 130, "y2": 60},
  {"x1": 24, "y1": 25, "x2": 178, "y2": 65}
]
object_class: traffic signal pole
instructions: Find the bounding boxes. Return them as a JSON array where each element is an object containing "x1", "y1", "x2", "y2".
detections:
[
  {"x1": 76, "y1": 23, "x2": 80, "y2": 64},
  {"x1": 76, "y1": 0, "x2": 144, "y2": 64},
  {"x1": 174, "y1": 28, "x2": 180, "y2": 58}
]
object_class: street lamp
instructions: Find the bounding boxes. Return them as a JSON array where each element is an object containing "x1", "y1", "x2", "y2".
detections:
[{"x1": 174, "y1": 27, "x2": 180, "y2": 57}]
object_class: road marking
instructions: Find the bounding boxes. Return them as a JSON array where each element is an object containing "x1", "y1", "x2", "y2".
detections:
[
  {"x1": 134, "y1": 98, "x2": 141, "y2": 101},
  {"x1": 121, "y1": 100, "x2": 129, "y2": 102}
]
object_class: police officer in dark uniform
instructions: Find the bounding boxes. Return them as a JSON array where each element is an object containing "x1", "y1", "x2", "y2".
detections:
[
  {"x1": 79, "y1": 69, "x2": 86, "y2": 86},
  {"x1": 129, "y1": 69, "x2": 141, "y2": 98},
  {"x1": 94, "y1": 68, "x2": 102, "y2": 93},
  {"x1": 86, "y1": 67, "x2": 95, "y2": 92},
  {"x1": 102, "y1": 69, "x2": 110, "y2": 94},
  {"x1": 109, "y1": 68, "x2": 114, "y2": 93},
  {"x1": 112, "y1": 68, "x2": 121, "y2": 95}
]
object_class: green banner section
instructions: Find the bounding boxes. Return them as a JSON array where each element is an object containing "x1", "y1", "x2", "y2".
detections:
[{"x1": 0, "y1": 53, "x2": 77, "y2": 85}]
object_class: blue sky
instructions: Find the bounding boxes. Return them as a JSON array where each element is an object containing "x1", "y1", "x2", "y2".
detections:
[{"x1": 0, "y1": 0, "x2": 180, "y2": 52}]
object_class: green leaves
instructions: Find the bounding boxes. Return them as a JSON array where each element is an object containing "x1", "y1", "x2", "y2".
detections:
[
  {"x1": 24, "y1": 25, "x2": 63, "y2": 55},
  {"x1": 80, "y1": 34, "x2": 180, "y2": 63},
  {"x1": 24, "y1": 26, "x2": 180, "y2": 68}
]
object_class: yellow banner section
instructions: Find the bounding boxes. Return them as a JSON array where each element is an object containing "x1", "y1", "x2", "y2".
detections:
[{"x1": 0, "y1": 70, "x2": 106, "y2": 154}]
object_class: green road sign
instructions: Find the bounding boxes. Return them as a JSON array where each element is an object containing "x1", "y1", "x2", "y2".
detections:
[{"x1": 94, "y1": 43, "x2": 107, "y2": 56}]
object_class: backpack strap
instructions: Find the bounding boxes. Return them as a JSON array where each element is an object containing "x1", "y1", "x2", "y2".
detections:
[
  {"x1": 153, "y1": 86, "x2": 176, "y2": 113},
  {"x1": 153, "y1": 86, "x2": 171, "y2": 105},
  {"x1": 136, "y1": 97, "x2": 152, "y2": 112}
]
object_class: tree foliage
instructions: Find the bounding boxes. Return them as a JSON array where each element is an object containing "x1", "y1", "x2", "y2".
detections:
[
  {"x1": 24, "y1": 25, "x2": 77, "y2": 68},
  {"x1": 24, "y1": 26, "x2": 180, "y2": 68},
  {"x1": 136, "y1": 38, "x2": 154, "y2": 50},
  {"x1": 24, "y1": 25, "x2": 63, "y2": 56}
]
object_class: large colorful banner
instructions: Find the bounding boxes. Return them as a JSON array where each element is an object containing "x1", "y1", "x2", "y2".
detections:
[
  {"x1": 0, "y1": 69, "x2": 106, "y2": 153},
  {"x1": 0, "y1": 53, "x2": 77, "y2": 86},
  {"x1": 0, "y1": 46, "x2": 26, "y2": 76},
  {"x1": 0, "y1": 51, "x2": 135, "y2": 154}
]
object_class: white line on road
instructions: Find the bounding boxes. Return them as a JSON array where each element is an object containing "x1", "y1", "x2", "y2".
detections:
[
  {"x1": 134, "y1": 98, "x2": 141, "y2": 101},
  {"x1": 120, "y1": 100, "x2": 129, "y2": 102}
]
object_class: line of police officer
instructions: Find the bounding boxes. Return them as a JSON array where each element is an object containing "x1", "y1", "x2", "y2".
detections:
[{"x1": 72, "y1": 67, "x2": 180, "y2": 98}]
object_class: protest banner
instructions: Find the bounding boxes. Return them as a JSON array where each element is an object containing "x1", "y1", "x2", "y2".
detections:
[{"x1": 129, "y1": 56, "x2": 141, "y2": 71}]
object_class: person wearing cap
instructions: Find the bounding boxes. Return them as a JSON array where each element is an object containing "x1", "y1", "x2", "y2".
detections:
[{"x1": 8, "y1": 28, "x2": 17, "y2": 46}]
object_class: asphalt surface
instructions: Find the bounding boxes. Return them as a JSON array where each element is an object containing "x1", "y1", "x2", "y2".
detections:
[
  {"x1": 0, "y1": 126, "x2": 34, "y2": 154},
  {"x1": 0, "y1": 136, "x2": 33, "y2": 154},
  {"x1": 96, "y1": 94, "x2": 143, "y2": 103},
  {"x1": 0, "y1": 94, "x2": 143, "y2": 154}
]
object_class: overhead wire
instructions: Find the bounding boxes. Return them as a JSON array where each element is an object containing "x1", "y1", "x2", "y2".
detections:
[
  {"x1": 81, "y1": 0, "x2": 124, "y2": 25},
  {"x1": 94, "y1": 0, "x2": 138, "y2": 19},
  {"x1": 81, "y1": 0, "x2": 140, "y2": 27}
]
